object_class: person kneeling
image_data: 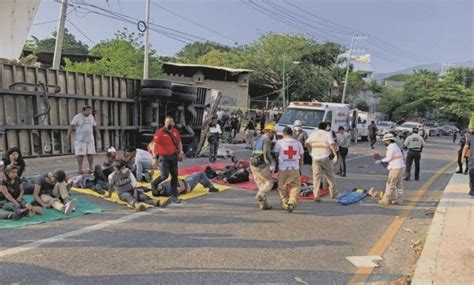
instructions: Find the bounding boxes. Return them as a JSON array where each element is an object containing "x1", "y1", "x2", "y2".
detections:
[
  {"x1": 33, "y1": 170, "x2": 77, "y2": 214},
  {"x1": 153, "y1": 172, "x2": 219, "y2": 197},
  {"x1": 107, "y1": 159, "x2": 170, "y2": 212}
]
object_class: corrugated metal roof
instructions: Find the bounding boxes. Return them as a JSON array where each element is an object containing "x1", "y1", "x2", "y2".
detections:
[{"x1": 162, "y1": 62, "x2": 253, "y2": 73}]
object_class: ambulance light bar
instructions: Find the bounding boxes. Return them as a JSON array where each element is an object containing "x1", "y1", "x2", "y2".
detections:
[{"x1": 290, "y1": 101, "x2": 322, "y2": 107}]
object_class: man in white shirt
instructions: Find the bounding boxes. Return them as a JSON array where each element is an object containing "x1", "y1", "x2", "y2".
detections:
[
  {"x1": 124, "y1": 146, "x2": 154, "y2": 182},
  {"x1": 67, "y1": 105, "x2": 100, "y2": 174},
  {"x1": 274, "y1": 127, "x2": 304, "y2": 213},
  {"x1": 375, "y1": 133, "x2": 406, "y2": 205},
  {"x1": 208, "y1": 115, "x2": 222, "y2": 162},
  {"x1": 305, "y1": 122, "x2": 338, "y2": 202}
]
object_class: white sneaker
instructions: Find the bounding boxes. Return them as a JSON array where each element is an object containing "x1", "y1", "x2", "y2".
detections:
[{"x1": 64, "y1": 200, "x2": 77, "y2": 215}]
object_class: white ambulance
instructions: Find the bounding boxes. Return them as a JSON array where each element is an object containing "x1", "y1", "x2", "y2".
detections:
[{"x1": 276, "y1": 101, "x2": 358, "y2": 138}]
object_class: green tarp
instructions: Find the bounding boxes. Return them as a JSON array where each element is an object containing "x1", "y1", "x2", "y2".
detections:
[{"x1": 0, "y1": 195, "x2": 103, "y2": 230}]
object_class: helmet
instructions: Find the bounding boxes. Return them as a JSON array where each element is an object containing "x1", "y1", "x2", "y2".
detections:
[
  {"x1": 382, "y1": 133, "x2": 395, "y2": 141},
  {"x1": 294, "y1": 120, "x2": 303, "y2": 127},
  {"x1": 263, "y1": 122, "x2": 276, "y2": 133}
]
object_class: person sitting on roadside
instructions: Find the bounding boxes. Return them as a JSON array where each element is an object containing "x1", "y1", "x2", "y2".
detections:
[
  {"x1": 0, "y1": 166, "x2": 42, "y2": 219},
  {"x1": 153, "y1": 171, "x2": 219, "y2": 197},
  {"x1": 124, "y1": 146, "x2": 154, "y2": 182},
  {"x1": 0, "y1": 208, "x2": 23, "y2": 220},
  {"x1": 102, "y1": 147, "x2": 118, "y2": 178},
  {"x1": 33, "y1": 169, "x2": 77, "y2": 215},
  {"x1": 107, "y1": 159, "x2": 170, "y2": 212},
  {"x1": 2, "y1": 147, "x2": 35, "y2": 194}
]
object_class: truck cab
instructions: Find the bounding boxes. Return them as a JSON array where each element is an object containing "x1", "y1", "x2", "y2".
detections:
[{"x1": 276, "y1": 101, "x2": 358, "y2": 138}]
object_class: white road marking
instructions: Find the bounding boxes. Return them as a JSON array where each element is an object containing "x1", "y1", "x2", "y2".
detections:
[
  {"x1": 0, "y1": 208, "x2": 163, "y2": 258},
  {"x1": 346, "y1": 255, "x2": 383, "y2": 268}
]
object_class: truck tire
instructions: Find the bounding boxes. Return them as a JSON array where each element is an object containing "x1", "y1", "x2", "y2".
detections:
[
  {"x1": 141, "y1": 79, "x2": 172, "y2": 89},
  {"x1": 171, "y1": 92, "x2": 197, "y2": 102},
  {"x1": 171, "y1": 85, "x2": 197, "y2": 94},
  {"x1": 140, "y1": 88, "x2": 172, "y2": 98}
]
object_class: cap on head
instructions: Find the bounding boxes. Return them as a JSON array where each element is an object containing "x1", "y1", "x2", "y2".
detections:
[
  {"x1": 383, "y1": 133, "x2": 395, "y2": 142},
  {"x1": 0, "y1": 160, "x2": 4, "y2": 167},
  {"x1": 107, "y1": 147, "x2": 117, "y2": 153},
  {"x1": 54, "y1": 170, "x2": 66, "y2": 183},
  {"x1": 294, "y1": 120, "x2": 302, "y2": 127}
]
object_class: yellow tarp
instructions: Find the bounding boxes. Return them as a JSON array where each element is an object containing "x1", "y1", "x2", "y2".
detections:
[{"x1": 72, "y1": 178, "x2": 231, "y2": 209}]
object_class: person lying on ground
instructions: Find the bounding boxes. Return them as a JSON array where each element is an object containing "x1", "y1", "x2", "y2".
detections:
[
  {"x1": 33, "y1": 170, "x2": 77, "y2": 215},
  {"x1": 107, "y1": 159, "x2": 170, "y2": 212},
  {"x1": 70, "y1": 164, "x2": 109, "y2": 195},
  {"x1": 152, "y1": 172, "x2": 218, "y2": 197}
]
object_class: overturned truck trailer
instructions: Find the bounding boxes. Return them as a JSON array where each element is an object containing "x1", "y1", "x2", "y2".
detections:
[{"x1": 0, "y1": 63, "x2": 210, "y2": 157}]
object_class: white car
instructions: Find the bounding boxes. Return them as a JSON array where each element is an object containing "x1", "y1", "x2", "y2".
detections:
[{"x1": 377, "y1": 121, "x2": 396, "y2": 136}]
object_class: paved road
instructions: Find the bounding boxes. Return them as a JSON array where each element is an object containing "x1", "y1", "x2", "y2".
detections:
[{"x1": 0, "y1": 137, "x2": 458, "y2": 284}]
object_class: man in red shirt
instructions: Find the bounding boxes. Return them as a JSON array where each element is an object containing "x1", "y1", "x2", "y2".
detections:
[{"x1": 151, "y1": 116, "x2": 184, "y2": 203}]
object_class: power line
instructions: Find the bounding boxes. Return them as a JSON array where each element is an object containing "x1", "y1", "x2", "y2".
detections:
[
  {"x1": 151, "y1": 1, "x2": 235, "y2": 44},
  {"x1": 66, "y1": 19, "x2": 95, "y2": 45},
  {"x1": 261, "y1": 0, "x2": 350, "y2": 44}
]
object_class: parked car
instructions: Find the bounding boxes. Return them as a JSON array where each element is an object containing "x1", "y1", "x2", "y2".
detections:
[
  {"x1": 439, "y1": 125, "x2": 458, "y2": 136},
  {"x1": 424, "y1": 122, "x2": 441, "y2": 136},
  {"x1": 376, "y1": 121, "x2": 396, "y2": 136}
]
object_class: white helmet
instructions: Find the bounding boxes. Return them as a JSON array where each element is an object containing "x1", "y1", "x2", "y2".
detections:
[{"x1": 294, "y1": 120, "x2": 303, "y2": 127}]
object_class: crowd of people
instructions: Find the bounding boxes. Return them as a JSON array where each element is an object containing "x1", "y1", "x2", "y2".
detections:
[{"x1": 1, "y1": 104, "x2": 473, "y2": 221}]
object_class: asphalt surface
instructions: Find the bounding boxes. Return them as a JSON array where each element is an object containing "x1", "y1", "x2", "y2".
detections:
[{"x1": 0, "y1": 136, "x2": 458, "y2": 285}]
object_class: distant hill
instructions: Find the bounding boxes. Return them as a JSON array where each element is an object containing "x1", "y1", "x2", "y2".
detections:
[{"x1": 374, "y1": 59, "x2": 474, "y2": 81}]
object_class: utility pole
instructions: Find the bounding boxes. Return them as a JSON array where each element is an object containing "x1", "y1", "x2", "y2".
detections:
[
  {"x1": 341, "y1": 34, "x2": 367, "y2": 104},
  {"x1": 52, "y1": 0, "x2": 68, "y2": 70},
  {"x1": 281, "y1": 57, "x2": 286, "y2": 108},
  {"x1": 143, "y1": 0, "x2": 151, "y2": 79}
]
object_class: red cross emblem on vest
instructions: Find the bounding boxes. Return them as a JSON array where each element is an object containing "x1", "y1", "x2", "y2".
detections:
[{"x1": 284, "y1": 146, "x2": 297, "y2": 159}]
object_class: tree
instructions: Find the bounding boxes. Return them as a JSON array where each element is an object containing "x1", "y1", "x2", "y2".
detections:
[
  {"x1": 443, "y1": 67, "x2": 474, "y2": 89},
  {"x1": 24, "y1": 28, "x2": 89, "y2": 55},
  {"x1": 176, "y1": 42, "x2": 231, "y2": 63},
  {"x1": 385, "y1": 74, "x2": 411, "y2": 82},
  {"x1": 356, "y1": 100, "x2": 370, "y2": 112},
  {"x1": 65, "y1": 29, "x2": 163, "y2": 79}
]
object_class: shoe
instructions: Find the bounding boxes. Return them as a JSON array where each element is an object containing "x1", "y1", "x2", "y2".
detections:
[
  {"x1": 63, "y1": 199, "x2": 77, "y2": 215},
  {"x1": 260, "y1": 204, "x2": 273, "y2": 210},
  {"x1": 32, "y1": 206, "x2": 44, "y2": 215},
  {"x1": 455, "y1": 171, "x2": 463, "y2": 174},
  {"x1": 469, "y1": 191, "x2": 474, "y2": 196},
  {"x1": 404, "y1": 177, "x2": 410, "y2": 181},
  {"x1": 159, "y1": 198, "x2": 171, "y2": 208},
  {"x1": 208, "y1": 187, "x2": 219, "y2": 193},
  {"x1": 134, "y1": 203, "x2": 146, "y2": 212},
  {"x1": 170, "y1": 196, "x2": 182, "y2": 204},
  {"x1": 8, "y1": 212, "x2": 23, "y2": 220},
  {"x1": 378, "y1": 199, "x2": 391, "y2": 205},
  {"x1": 280, "y1": 202, "x2": 288, "y2": 210},
  {"x1": 287, "y1": 204, "x2": 295, "y2": 213},
  {"x1": 464, "y1": 172, "x2": 468, "y2": 175},
  {"x1": 415, "y1": 177, "x2": 420, "y2": 181},
  {"x1": 314, "y1": 197, "x2": 321, "y2": 202},
  {"x1": 340, "y1": 173, "x2": 346, "y2": 177}
]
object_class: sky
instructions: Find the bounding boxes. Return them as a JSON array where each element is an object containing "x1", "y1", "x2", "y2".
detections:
[{"x1": 29, "y1": 0, "x2": 473, "y2": 73}]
